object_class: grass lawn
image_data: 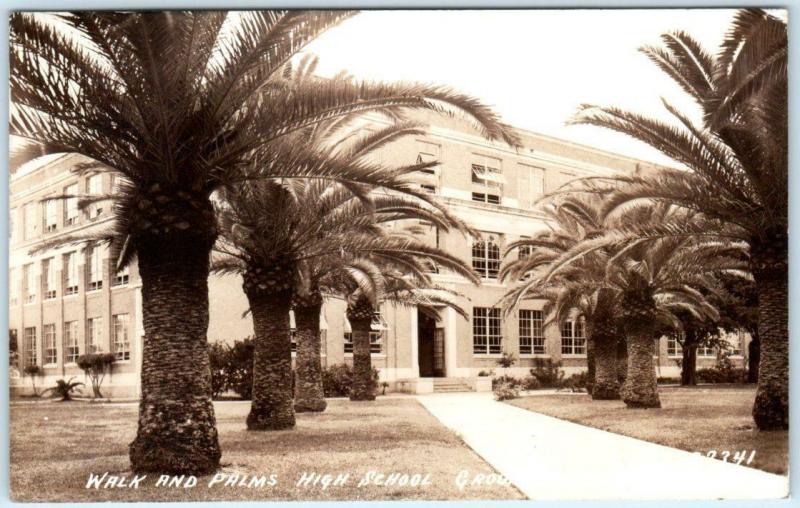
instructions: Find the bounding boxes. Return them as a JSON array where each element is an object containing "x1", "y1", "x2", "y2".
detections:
[
  {"x1": 507, "y1": 385, "x2": 787, "y2": 475},
  {"x1": 10, "y1": 397, "x2": 523, "y2": 502}
]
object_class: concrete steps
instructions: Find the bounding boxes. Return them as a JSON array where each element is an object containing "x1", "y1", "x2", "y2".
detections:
[{"x1": 432, "y1": 377, "x2": 473, "y2": 393}]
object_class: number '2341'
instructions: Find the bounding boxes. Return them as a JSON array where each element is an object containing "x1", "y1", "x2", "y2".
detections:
[{"x1": 696, "y1": 450, "x2": 756, "y2": 465}]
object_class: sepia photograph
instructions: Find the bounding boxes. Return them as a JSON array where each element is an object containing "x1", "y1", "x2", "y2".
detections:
[{"x1": 5, "y1": 6, "x2": 790, "y2": 503}]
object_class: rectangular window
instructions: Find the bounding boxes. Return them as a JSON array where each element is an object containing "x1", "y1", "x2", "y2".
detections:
[
  {"x1": 87, "y1": 244, "x2": 103, "y2": 291},
  {"x1": 23, "y1": 202, "x2": 37, "y2": 240},
  {"x1": 667, "y1": 334, "x2": 683, "y2": 357},
  {"x1": 416, "y1": 141, "x2": 441, "y2": 175},
  {"x1": 472, "y1": 233, "x2": 501, "y2": 279},
  {"x1": 519, "y1": 309, "x2": 545, "y2": 355},
  {"x1": 698, "y1": 345, "x2": 715, "y2": 357},
  {"x1": 9, "y1": 267, "x2": 19, "y2": 306},
  {"x1": 23, "y1": 263, "x2": 36, "y2": 303},
  {"x1": 64, "y1": 183, "x2": 79, "y2": 225},
  {"x1": 44, "y1": 199, "x2": 58, "y2": 232},
  {"x1": 518, "y1": 164, "x2": 545, "y2": 209},
  {"x1": 473, "y1": 307, "x2": 502, "y2": 355},
  {"x1": 64, "y1": 251, "x2": 78, "y2": 295},
  {"x1": 471, "y1": 192, "x2": 501, "y2": 204},
  {"x1": 113, "y1": 262, "x2": 130, "y2": 286},
  {"x1": 24, "y1": 327, "x2": 37, "y2": 366},
  {"x1": 86, "y1": 174, "x2": 103, "y2": 218},
  {"x1": 43, "y1": 324, "x2": 57, "y2": 365},
  {"x1": 87, "y1": 317, "x2": 103, "y2": 353},
  {"x1": 561, "y1": 319, "x2": 586, "y2": 355},
  {"x1": 113, "y1": 314, "x2": 131, "y2": 361},
  {"x1": 42, "y1": 257, "x2": 57, "y2": 299},
  {"x1": 64, "y1": 321, "x2": 79, "y2": 363}
]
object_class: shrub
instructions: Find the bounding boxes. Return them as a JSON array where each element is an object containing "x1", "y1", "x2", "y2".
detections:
[
  {"x1": 493, "y1": 381, "x2": 520, "y2": 401},
  {"x1": 559, "y1": 371, "x2": 587, "y2": 392},
  {"x1": 477, "y1": 369, "x2": 495, "y2": 377},
  {"x1": 657, "y1": 376, "x2": 681, "y2": 385},
  {"x1": 208, "y1": 342, "x2": 229, "y2": 399},
  {"x1": 522, "y1": 375, "x2": 541, "y2": 390},
  {"x1": 496, "y1": 352, "x2": 516, "y2": 369},
  {"x1": 225, "y1": 338, "x2": 255, "y2": 399},
  {"x1": 492, "y1": 374, "x2": 522, "y2": 390},
  {"x1": 76, "y1": 353, "x2": 116, "y2": 399},
  {"x1": 530, "y1": 358, "x2": 564, "y2": 388},
  {"x1": 321, "y1": 363, "x2": 380, "y2": 397},
  {"x1": 44, "y1": 377, "x2": 84, "y2": 401},
  {"x1": 696, "y1": 354, "x2": 747, "y2": 384}
]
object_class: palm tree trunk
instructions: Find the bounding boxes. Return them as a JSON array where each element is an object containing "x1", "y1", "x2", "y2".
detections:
[
  {"x1": 246, "y1": 291, "x2": 296, "y2": 430},
  {"x1": 747, "y1": 332, "x2": 760, "y2": 384},
  {"x1": 129, "y1": 236, "x2": 221, "y2": 475},
  {"x1": 752, "y1": 261, "x2": 788, "y2": 429},
  {"x1": 622, "y1": 332, "x2": 661, "y2": 408},
  {"x1": 680, "y1": 339, "x2": 698, "y2": 386},
  {"x1": 349, "y1": 317, "x2": 376, "y2": 401},
  {"x1": 293, "y1": 298, "x2": 327, "y2": 413},
  {"x1": 616, "y1": 335, "x2": 627, "y2": 384},
  {"x1": 585, "y1": 337, "x2": 596, "y2": 396},
  {"x1": 592, "y1": 332, "x2": 620, "y2": 399}
]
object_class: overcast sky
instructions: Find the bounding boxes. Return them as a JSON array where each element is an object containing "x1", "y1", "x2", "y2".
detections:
[{"x1": 305, "y1": 9, "x2": 744, "y2": 167}]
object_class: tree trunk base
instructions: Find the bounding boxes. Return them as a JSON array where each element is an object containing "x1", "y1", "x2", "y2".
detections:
[
  {"x1": 349, "y1": 393, "x2": 376, "y2": 402},
  {"x1": 294, "y1": 398, "x2": 327, "y2": 413},
  {"x1": 753, "y1": 382, "x2": 788, "y2": 430},
  {"x1": 246, "y1": 403, "x2": 296, "y2": 431},
  {"x1": 129, "y1": 398, "x2": 221, "y2": 474},
  {"x1": 592, "y1": 381, "x2": 620, "y2": 400}
]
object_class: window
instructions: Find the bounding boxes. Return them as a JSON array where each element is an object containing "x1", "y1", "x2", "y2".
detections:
[
  {"x1": 471, "y1": 155, "x2": 503, "y2": 203},
  {"x1": 473, "y1": 307, "x2": 502, "y2": 355},
  {"x1": 561, "y1": 319, "x2": 586, "y2": 355},
  {"x1": 87, "y1": 317, "x2": 103, "y2": 353},
  {"x1": 24, "y1": 327, "x2": 37, "y2": 366},
  {"x1": 64, "y1": 252, "x2": 78, "y2": 295},
  {"x1": 86, "y1": 174, "x2": 104, "y2": 218},
  {"x1": 43, "y1": 324, "x2": 57, "y2": 364},
  {"x1": 23, "y1": 263, "x2": 36, "y2": 303},
  {"x1": 471, "y1": 192, "x2": 501, "y2": 204},
  {"x1": 416, "y1": 141, "x2": 440, "y2": 175},
  {"x1": 698, "y1": 345, "x2": 715, "y2": 357},
  {"x1": 9, "y1": 267, "x2": 20, "y2": 306},
  {"x1": 518, "y1": 164, "x2": 545, "y2": 209},
  {"x1": 519, "y1": 310, "x2": 545, "y2": 355},
  {"x1": 667, "y1": 333, "x2": 683, "y2": 357},
  {"x1": 730, "y1": 330, "x2": 744, "y2": 356},
  {"x1": 113, "y1": 314, "x2": 130, "y2": 361},
  {"x1": 42, "y1": 258, "x2": 56, "y2": 299},
  {"x1": 23, "y1": 202, "x2": 37, "y2": 240},
  {"x1": 43, "y1": 199, "x2": 58, "y2": 232},
  {"x1": 472, "y1": 233, "x2": 501, "y2": 279},
  {"x1": 64, "y1": 321, "x2": 79, "y2": 363},
  {"x1": 64, "y1": 183, "x2": 79, "y2": 225},
  {"x1": 113, "y1": 262, "x2": 130, "y2": 286},
  {"x1": 87, "y1": 244, "x2": 103, "y2": 291},
  {"x1": 110, "y1": 174, "x2": 124, "y2": 194}
]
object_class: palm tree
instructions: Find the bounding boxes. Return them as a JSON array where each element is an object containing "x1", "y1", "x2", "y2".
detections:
[
  {"x1": 501, "y1": 194, "x2": 622, "y2": 400},
  {"x1": 11, "y1": 11, "x2": 518, "y2": 470},
  {"x1": 569, "y1": 9, "x2": 787, "y2": 427}
]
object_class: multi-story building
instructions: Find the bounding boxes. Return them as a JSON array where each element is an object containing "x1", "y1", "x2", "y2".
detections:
[{"x1": 8, "y1": 112, "x2": 750, "y2": 397}]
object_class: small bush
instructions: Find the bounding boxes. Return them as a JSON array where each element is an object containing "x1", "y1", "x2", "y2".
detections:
[
  {"x1": 322, "y1": 363, "x2": 379, "y2": 397},
  {"x1": 696, "y1": 354, "x2": 747, "y2": 384},
  {"x1": 492, "y1": 374, "x2": 522, "y2": 390},
  {"x1": 522, "y1": 375, "x2": 541, "y2": 390},
  {"x1": 44, "y1": 377, "x2": 84, "y2": 401},
  {"x1": 77, "y1": 353, "x2": 116, "y2": 399},
  {"x1": 493, "y1": 381, "x2": 520, "y2": 401},
  {"x1": 496, "y1": 352, "x2": 516, "y2": 369},
  {"x1": 559, "y1": 371, "x2": 587, "y2": 392},
  {"x1": 530, "y1": 358, "x2": 564, "y2": 388},
  {"x1": 657, "y1": 376, "x2": 681, "y2": 385},
  {"x1": 477, "y1": 369, "x2": 495, "y2": 377}
]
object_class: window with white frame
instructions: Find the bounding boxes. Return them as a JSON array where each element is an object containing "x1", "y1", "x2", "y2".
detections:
[
  {"x1": 64, "y1": 183, "x2": 79, "y2": 225},
  {"x1": 64, "y1": 321, "x2": 79, "y2": 363},
  {"x1": 113, "y1": 261, "x2": 130, "y2": 286},
  {"x1": 42, "y1": 257, "x2": 56, "y2": 299},
  {"x1": 113, "y1": 314, "x2": 131, "y2": 360},
  {"x1": 519, "y1": 309, "x2": 545, "y2": 355},
  {"x1": 9, "y1": 267, "x2": 20, "y2": 306},
  {"x1": 472, "y1": 233, "x2": 501, "y2": 279},
  {"x1": 23, "y1": 263, "x2": 36, "y2": 303},
  {"x1": 473, "y1": 307, "x2": 502, "y2": 355},
  {"x1": 24, "y1": 327, "x2": 37, "y2": 366},
  {"x1": 667, "y1": 333, "x2": 683, "y2": 357},
  {"x1": 87, "y1": 244, "x2": 103, "y2": 291},
  {"x1": 698, "y1": 345, "x2": 716, "y2": 357},
  {"x1": 63, "y1": 251, "x2": 79, "y2": 295},
  {"x1": 517, "y1": 164, "x2": 545, "y2": 209},
  {"x1": 44, "y1": 199, "x2": 58, "y2": 232},
  {"x1": 43, "y1": 324, "x2": 57, "y2": 365},
  {"x1": 87, "y1": 317, "x2": 103, "y2": 353},
  {"x1": 86, "y1": 174, "x2": 104, "y2": 218},
  {"x1": 561, "y1": 319, "x2": 586, "y2": 355},
  {"x1": 471, "y1": 154, "x2": 503, "y2": 203},
  {"x1": 23, "y1": 202, "x2": 37, "y2": 240}
]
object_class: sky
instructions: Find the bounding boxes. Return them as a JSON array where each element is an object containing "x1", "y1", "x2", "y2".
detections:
[{"x1": 304, "y1": 9, "x2": 743, "y2": 167}]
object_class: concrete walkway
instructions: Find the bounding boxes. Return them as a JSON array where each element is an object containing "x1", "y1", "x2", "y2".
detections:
[{"x1": 417, "y1": 392, "x2": 788, "y2": 500}]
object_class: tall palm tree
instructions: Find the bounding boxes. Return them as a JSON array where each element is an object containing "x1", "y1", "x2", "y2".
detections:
[
  {"x1": 569, "y1": 9, "x2": 787, "y2": 428},
  {"x1": 501, "y1": 194, "x2": 622, "y2": 400},
  {"x1": 11, "y1": 11, "x2": 518, "y2": 471}
]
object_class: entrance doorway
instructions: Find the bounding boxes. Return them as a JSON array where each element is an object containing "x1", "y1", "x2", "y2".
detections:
[{"x1": 418, "y1": 312, "x2": 445, "y2": 377}]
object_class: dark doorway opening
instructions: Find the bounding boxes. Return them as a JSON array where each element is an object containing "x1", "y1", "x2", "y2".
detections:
[{"x1": 418, "y1": 312, "x2": 445, "y2": 377}]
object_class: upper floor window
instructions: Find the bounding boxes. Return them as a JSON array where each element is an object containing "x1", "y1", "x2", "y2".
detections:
[
  {"x1": 471, "y1": 155, "x2": 504, "y2": 203},
  {"x1": 64, "y1": 183, "x2": 79, "y2": 226},
  {"x1": 23, "y1": 263, "x2": 36, "y2": 303},
  {"x1": 87, "y1": 244, "x2": 103, "y2": 291},
  {"x1": 561, "y1": 318, "x2": 586, "y2": 355},
  {"x1": 472, "y1": 233, "x2": 501, "y2": 279},
  {"x1": 416, "y1": 140, "x2": 441, "y2": 175},
  {"x1": 42, "y1": 257, "x2": 56, "y2": 300},
  {"x1": 43, "y1": 199, "x2": 58, "y2": 232},
  {"x1": 519, "y1": 309, "x2": 545, "y2": 355},
  {"x1": 113, "y1": 261, "x2": 130, "y2": 286},
  {"x1": 23, "y1": 202, "x2": 37, "y2": 240},
  {"x1": 64, "y1": 251, "x2": 79, "y2": 295},
  {"x1": 473, "y1": 306, "x2": 502, "y2": 355},
  {"x1": 518, "y1": 164, "x2": 545, "y2": 209},
  {"x1": 86, "y1": 174, "x2": 104, "y2": 219}
]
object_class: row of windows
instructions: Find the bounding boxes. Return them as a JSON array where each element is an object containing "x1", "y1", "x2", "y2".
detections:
[
  {"x1": 666, "y1": 333, "x2": 744, "y2": 357},
  {"x1": 11, "y1": 173, "x2": 125, "y2": 243},
  {"x1": 471, "y1": 307, "x2": 585, "y2": 356},
  {"x1": 9, "y1": 247, "x2": 130, "y2": 306},
  {"x1": 17, "y1": 314, "x2": 131, "y2": 367}
]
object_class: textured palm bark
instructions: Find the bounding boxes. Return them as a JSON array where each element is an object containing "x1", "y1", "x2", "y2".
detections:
[
  {"x1": 616, "y1": 336, "x2": 628, "y2": 384},
  {"x1": 129, "y1": 233, "x2": 221, "y2": 475},
  {"x1": 747, "y1": 334, "x2": 760, "y2": 383},
  {"x1": 349, "y1": 318, "x2": 376, "y2": 401},
  {"x1": 246, "y1": 291, "x2": 296, "y2": 430},
  {"x1": 680, "y1": 339, "x2": 698, "y2": 386},
  {"x1": 592, "y1": 329, "x2": 620, "y2": 400},
  {"x1": 293, "y1": 301, "x2": 327, "y2": 413},
  {"x1": 622, "y1": 332, "x2": 660, "y2": 408},
  {"x1": 585, "y1": 336, "x2": 596, "y2": 396}
]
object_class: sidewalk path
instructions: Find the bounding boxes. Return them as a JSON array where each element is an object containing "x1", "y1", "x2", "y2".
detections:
[{"x1": 417, "y1": 392, "x2": 788, "y2": 500}]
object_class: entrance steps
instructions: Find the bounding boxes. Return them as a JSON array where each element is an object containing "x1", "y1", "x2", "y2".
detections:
[{"x1": 432, "y1": 377, "x2": 474, "y2": 393}]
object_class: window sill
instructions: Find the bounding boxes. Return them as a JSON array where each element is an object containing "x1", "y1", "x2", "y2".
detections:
[
  {"x1": 473, "y1": 354, "x2": 504, "y2": 358},
  {"x1": 43, "y1": 363, "x2": 57, "y2": 368},
  {"x1": 111, "y1": 284, "x2": 130, "y2": 290},
  {"x1": 63, "y1": 293, "x2": 79, "y2": 299},
  {"x1": 519, "y1": 354, "x2": 550, "y2": 358},
  {"x1": 343, "y1": 353, "x2": 386, "y2": 358},
  {"x1": 64, "y1": 362, "x2": 78, "y2": 367},
  {"x1": 561, "y1": 354, "x2": 587, "y2": 359},
  {"x1": 86, "y1": 288, "x2": 103, "y2": 295}
]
